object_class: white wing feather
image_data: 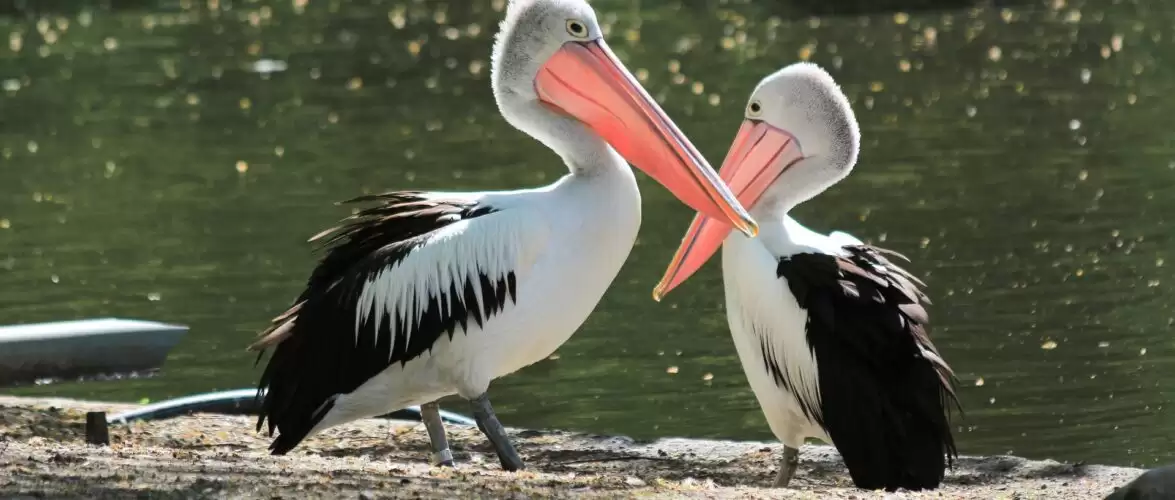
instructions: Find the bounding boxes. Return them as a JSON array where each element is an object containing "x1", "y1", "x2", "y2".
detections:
[{"x1": 353, "y1": 202, "x2": 549, "y2": 358}]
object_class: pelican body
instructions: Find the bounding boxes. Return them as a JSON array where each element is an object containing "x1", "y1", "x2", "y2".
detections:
[
  {"x1": 654, "y1": 63, "x2": 960, "y2": 491},
  {"x1": 248, "y1": 0, "x2": 756, "y2": 471}
]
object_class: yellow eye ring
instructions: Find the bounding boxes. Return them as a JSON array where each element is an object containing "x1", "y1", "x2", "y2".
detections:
[
  {"x1": 747, "y1": 100, "x2": 763, "y2": 117},
  {"x1": 566, "y1": 19, "x2": 588, "y2": 39}
]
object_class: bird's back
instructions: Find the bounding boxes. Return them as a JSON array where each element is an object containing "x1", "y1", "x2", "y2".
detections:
[{"x1": 777, "y1": 244, "x2": 960, "y2": 491}]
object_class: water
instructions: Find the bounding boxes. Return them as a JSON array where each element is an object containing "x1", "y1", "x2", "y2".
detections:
[{"x1": 1, "y1": 0, "x2": 1172, "y2": 469}]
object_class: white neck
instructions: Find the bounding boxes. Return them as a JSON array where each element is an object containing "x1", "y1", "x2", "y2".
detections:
[
  {"x1": 756, "y1": 156, "x2": 848, "y2": 219},
  {"x1": 731, "y1": 156, "x2": 853, "y2": 258},
  {"x1": 725, "y1": 211, "x2": 841, "y2": 260},
  {"x1": 557, "y1": 131, "x2": 629, "y2": 178},
  {"x1": 497, "y1": 94, "x2": 630, "y2": 179}
]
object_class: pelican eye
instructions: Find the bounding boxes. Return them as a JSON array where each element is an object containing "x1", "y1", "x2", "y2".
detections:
[
  {"x1": 566, "y1": 19, "x2": 588, "y2": 38},
  {"x1": 747, "y1": 100, "x2": 763, "y2": 117}
]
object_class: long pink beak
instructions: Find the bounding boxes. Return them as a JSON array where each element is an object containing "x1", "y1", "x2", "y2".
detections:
[
  {"x1": 653, "y1": 120, "x2": 804, "y2": 300},
  {"x1": 534, "y1": 40, "x2": 757, "y2": 237}
]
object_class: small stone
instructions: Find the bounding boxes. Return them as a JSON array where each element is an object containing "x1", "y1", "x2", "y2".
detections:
[{"x1": 624, "y1": 476, "x2": 646, "y2": 487}]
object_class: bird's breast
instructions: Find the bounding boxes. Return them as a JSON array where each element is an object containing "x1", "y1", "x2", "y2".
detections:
[{"x1": 477, "y1": 181, "x2": 642, "y2": 377}]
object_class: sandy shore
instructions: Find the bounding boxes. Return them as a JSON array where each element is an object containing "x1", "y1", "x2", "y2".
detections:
[{"x1": 0, "y1": 395, "x2": 1140, "y2": 499}]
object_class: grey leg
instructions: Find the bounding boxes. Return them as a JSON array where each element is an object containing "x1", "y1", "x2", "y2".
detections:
[
  {"x1": 468, "y1": 393, "x2": 524, "y2": 471},
  {"x1": 420, "y1": 401, "x2": 454, "y2": 467},
  {"x1": 773, "y1": 446, "x2": 800, "y2": 487}
]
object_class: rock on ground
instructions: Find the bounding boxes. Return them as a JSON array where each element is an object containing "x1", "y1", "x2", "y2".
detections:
[{"x1": 0, "y1": 396, "x2": 1142, "y2": 499}]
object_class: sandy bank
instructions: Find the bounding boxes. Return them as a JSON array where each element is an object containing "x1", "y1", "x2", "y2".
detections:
[{"x1": 0, "y1": 396, "x2": 1141, "y2": 499}]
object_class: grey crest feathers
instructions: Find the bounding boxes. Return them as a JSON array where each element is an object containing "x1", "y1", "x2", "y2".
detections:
[
  {"x1": 489, "y1": 0, "x2": 608, "y2": 166},
  {"x1": 752, "y1": 62, "x2": 860, "y2": 170},
  {"x1": 491, "y1": 0, "x2": 600, "y2": 102}
]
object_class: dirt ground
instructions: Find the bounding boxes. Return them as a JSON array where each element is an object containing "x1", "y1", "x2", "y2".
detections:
[{"x1": 0, "y1": 396, "x2": 1142, "y2": 499}]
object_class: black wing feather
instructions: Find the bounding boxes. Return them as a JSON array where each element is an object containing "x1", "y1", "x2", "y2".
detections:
[
  {"x1": 776, "y1": 244, "x2": 961, "y2": 492},
  {"x1": 249, "y1": 191, "x2": 517, "y2": 455}
]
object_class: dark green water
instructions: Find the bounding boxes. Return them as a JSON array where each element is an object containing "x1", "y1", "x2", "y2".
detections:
[{"x1": 1, "y1": 0, "x2": 1172, "y2": 469}]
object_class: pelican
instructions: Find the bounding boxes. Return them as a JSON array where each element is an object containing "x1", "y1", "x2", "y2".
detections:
[
  {"x1": 247, "y1": 0, "x2": 756, "y2": 472},
  {"x1": 652, "y1": 63, "x2": 960, "y2": 491}
]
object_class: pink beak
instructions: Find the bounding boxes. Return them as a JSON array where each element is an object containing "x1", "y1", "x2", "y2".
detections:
[
  {"x1": 653, "y1": 119, "x2": 805, "y2": 300},
  {"x1": 534, "y1": 40, "x2": 757, "y2": 237}
]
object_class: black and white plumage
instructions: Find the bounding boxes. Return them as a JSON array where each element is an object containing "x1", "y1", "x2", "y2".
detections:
[
  {"x1": 775, "y1": 245, "x2": 959, "y2": 490},
  {"x1": 653, "y1": 62, "x2": 962, "y2": 491},
  {"x1": 252, "y1": 192, "x2": 517, "y2": 454},
  {"x1": 250, "y1": 186, "x2": 553, "y2": 469},
  {"x1": 247, "y1": 0, "x2": 754, "y2": 472}
]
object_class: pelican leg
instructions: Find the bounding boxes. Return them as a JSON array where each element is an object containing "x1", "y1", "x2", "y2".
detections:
[
  {"x1": 468, "y1": 393, "x2": 524, "y2": 471},
  {"x1": 420, "y1": 401, "x2": 454, "y2": 467},
  {"x1": 773, "y1": 446, "x2": 800, "y2": 487}
]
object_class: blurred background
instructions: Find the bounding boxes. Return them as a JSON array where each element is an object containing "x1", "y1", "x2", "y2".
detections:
[{"x1": 1, "y1": 0, "x2": 1172, "y2": 470}]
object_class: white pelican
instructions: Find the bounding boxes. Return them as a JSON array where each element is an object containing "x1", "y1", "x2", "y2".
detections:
[
  {"x1": 247, "y1": 0, "x2": 757, "y2": 472},
  {"x1": 652, "y1": 63, "x2": 960, "y2": 491}
]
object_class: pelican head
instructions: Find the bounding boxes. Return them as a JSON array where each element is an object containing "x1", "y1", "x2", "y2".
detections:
[
  {"x1": 653, "y1": 62, "x2": 860, "y2": 300},
  {"x1": 489, "y1": 0, "x2": 757, "y2": 237},
  {"x1": 733, "y1": 61, "x2": 860, "y2": 211}
]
